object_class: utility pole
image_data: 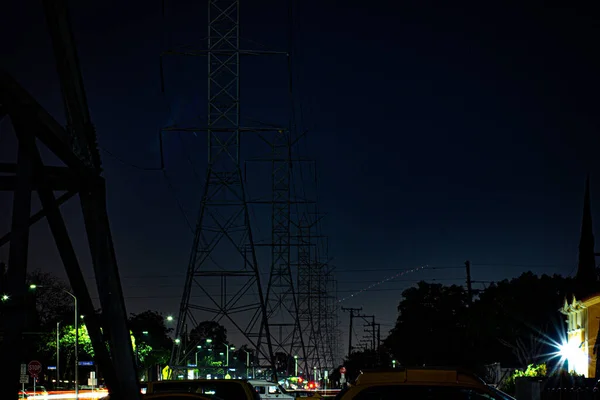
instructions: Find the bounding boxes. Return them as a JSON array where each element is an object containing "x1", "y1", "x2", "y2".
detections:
[
  {"x1": 341, "y1": 307, "x2": 361, "y2": 358},
  {"x1": 375, "y1": 323, "x2": 381, "y2": 364},
  {"x1": 465, "y1": 260, "x2": 473, "y2": 306},
  {"x1": 358, "y1": 315, "x2": 376, "y2": 351},
  {"x1": 56, "y1": 322, "x2": 60, "y2": 389}
]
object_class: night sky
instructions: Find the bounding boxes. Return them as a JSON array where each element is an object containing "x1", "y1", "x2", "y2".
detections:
[{"x1": 2, "y1": 0, "x2": 600, "y2": 353}]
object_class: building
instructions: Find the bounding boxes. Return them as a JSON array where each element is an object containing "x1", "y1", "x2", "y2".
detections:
[{"x1": 559, "y1": 175, "x2": 600, "y2": 377}]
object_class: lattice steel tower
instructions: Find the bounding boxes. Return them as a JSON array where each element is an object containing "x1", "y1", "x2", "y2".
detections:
[
  {"x1": 163, "y1": 0, "x2": 276, "y2": 373},
  {"x1": 255, "y1": 127, "x2": 309, "y2": 372}
]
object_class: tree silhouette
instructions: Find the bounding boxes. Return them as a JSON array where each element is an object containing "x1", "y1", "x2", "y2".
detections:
[{"x1": 189, "y1": 321, "x2": 228, "y2": 347}]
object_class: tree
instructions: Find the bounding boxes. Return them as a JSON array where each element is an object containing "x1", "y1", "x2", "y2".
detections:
[
  {"x1": 470, "y1": 272, "x2": 572, "y2": 367},
  {"x1": 189, "y1": 321, "x2": 227, "y2": 347},
  {"x1": 128, "y1": 310, "x2": 173, "y2": 373},
  {"x1": 27, "y1": 269, "x2": 74, "y2": 326},
  {"x1": 342, "y1": 349, "x2": 381, "y2": 383},
  {"x1": 384, "y1": 272, "x2": 574, "y2": 373},
  {"x1": 385, "y1": 281, "x2": 470, "y2": 368}
]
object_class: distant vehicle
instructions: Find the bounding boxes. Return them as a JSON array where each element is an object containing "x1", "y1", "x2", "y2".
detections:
[
  {"x1": 25, "y1": 386, "x2": 48, "y2": 397},
  {"x1": 145, "y1": 394, "x2": 217, "y2": 400},
  {"x1": 147, "y1": 380, "x2": 255, "y2": 399},
  {"x1": 282, "y1": 388, "x2": 323, "y2": 400},
  {"x1": 335, "y1": 367, "x2": 514, "y2": 400},
  {"x1": 102, "y1": 394, "x2": 216, "y2": 400},
  {"x1": 248, "y1": 380, "x2": 295, "y2": 400}
]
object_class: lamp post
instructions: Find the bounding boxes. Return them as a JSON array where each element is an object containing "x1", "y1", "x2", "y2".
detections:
[
  {"x1": 243, "y1": 349, "x2": 252, "y2": 379},
  {"x1": 194, "y1": 345, "x2": 203, "y2": 379},
  {"x1": 30, "y1": 285, "x2": 78, "y2": 398},
  {"x1": 56, "y1": 322, "x2": 60, "y2": 389},
  {"x1": 224, "y1": 344, "x2": 235, "y2": 367},
  {"x1": 294, "y1": 355, "x2": 298, "y2": 376}
]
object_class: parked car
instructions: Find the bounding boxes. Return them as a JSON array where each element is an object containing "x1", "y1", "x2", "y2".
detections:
[{"x1": 334, "y1": 367, "x2": 514, "y2": 400}]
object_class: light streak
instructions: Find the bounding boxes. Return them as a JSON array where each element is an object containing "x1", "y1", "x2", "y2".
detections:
[
  {"x1": 337, "y1": 265, "x2": 427, "y2": 303},
  {"x1": 27, "y1": 390, "x2": 108, "y2": 400}
]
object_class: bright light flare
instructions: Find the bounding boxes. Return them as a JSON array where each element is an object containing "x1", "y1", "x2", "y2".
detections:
[{"x1": 555, "y1": 339, "x2": 588, "y2": 376}]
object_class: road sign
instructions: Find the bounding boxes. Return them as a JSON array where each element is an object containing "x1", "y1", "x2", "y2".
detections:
[
  {"x1": 28, "y1": 360, "x2": 42, "y2": 377},
  {"x1": 340, "y1": 367, "x2": 347, "y2": 374},
  {"x1": 20, "y1": 364, "x2": 27, "y2": 375},
  {"x1": 79, "y1": 361, "x2": 94, "y2": 366},
  {"x1": 20, "y1": 374, "x2": 29, "y2": 384}
]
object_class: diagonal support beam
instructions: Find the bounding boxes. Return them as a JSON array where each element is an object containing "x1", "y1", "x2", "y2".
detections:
[
  {"x1": 26, "y1": 137, "x2": 119, "y2": 391},
  {"x1": 0, "y1": 116, "x2": 35, "y2": 400},
  {"x1": 0, "y1": 191, "x2": 77, "y2": 248}
]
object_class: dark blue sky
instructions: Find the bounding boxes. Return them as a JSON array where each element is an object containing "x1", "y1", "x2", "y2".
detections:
[{"x1": 1, "y1": 0, "x2": 600, "y2": 351}]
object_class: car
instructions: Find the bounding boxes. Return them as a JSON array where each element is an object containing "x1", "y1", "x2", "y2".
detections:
[
  {"x1": 101, "y1": 393, "x2": 216, "y2": 400},
  {"x1": 24, "y1": 386, "x2": 48, "y2": 397},
  {"x1": 102, "y1": 395, "x2": 219, "y2": 400},
  {"x1": 101, "y1": 379, "x2": 258, "y2": 400},
  {"x1": 145, "y1": 394, "x2": 217, "y2": 400},
  {"x1": 335, "y1": 367, "x2": 514, "y2": 400}
]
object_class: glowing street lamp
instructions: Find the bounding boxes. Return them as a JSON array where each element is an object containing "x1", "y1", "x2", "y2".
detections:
[
  {"x1": 224, "y1": 344, "x2": 235, "y2": 367},
  {"x1": 294, "y1": 355, "x2": 298, "y2": 376},
  {"x1": 30, "y1": 284, "x2": 79, "y2": 398},
  {"x1": 243, "y1": 349, "x2": 253, "y2": 378},
  {"x1": 166, "y1": 315, "x2": 174, "y2": 322}
]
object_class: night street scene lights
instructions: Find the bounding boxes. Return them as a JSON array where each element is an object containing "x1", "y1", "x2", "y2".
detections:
[
  {"x1": 294, "y1": 355, "x2": 298, "y2": 376},
  {"x1": 29, "y1": 284, "x2": 79, "y2": 397},
  {"x1": 224, "y1": 343, "x2": 235, "y2": 366}
]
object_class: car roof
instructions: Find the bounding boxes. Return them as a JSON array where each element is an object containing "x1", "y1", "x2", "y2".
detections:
[{"x1": 355, "y1": 367, "x2": 485, "y2": 386}]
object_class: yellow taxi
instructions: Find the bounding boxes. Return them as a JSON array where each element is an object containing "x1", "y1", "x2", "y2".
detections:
[{"x1": 336, "y1": 367, "x2": 511, "y2": 400}]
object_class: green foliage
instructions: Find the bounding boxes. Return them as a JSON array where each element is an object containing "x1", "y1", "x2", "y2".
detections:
[
  {"x1": 500, "y1": 363, "x2": 547, "y2": 395},
  {"x1": 129, "y1": 310, "x2": 174, "y2": 373},
  {"x1": 41, "y1": 323, "x2": 136, "y2": 359}
]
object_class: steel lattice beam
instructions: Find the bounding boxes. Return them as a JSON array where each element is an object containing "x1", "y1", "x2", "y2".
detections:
[{"x1": 0, "y1": 0, "x2": 140, "y2": 398}]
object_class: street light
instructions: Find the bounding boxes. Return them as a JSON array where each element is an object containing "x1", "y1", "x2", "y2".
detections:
[
  {"x1": 294, "y1": 355, "x2": 298, "y2": 376},
  {"x1": 195, "y1": 345, "x2": 203, "y2": 378},
  {"x1": 30, "y1": 284, "x2": 78, "y2": 398},
  {"x1": 243, "y1": 349, "x2": 252, "y2": 379},
  {"x1": 224, "y1": 344, "x2": 235, "y2": 367}
]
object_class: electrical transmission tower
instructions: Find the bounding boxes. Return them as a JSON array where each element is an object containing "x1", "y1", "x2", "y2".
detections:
[
  {"x1": 295, "y1": 205, "x2": 339, "y2": 376},
  {"x1": 161, "y1": 0, "x2": 276, "y2": 375},
  {"x1": 254, "y1": 127, "x2": 309, "y2": 373}
]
